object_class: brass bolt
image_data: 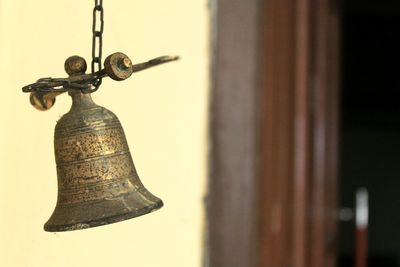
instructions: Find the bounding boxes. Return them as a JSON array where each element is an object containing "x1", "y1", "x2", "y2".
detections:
[
  {"x1": 122, "y1": 57, "x2": 132, "y2": 69},
  {"x1": 104, "y1": 52, "x2": 134, "y2": 81}
]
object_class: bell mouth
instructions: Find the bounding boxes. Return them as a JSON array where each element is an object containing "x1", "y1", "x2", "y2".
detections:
[{"x1": 44, "y1": 199, "x2": 163, "y2": 232}]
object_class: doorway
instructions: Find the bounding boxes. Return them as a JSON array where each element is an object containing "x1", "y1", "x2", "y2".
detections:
[{"x1": 339, "y1": 1, "x2": 400, "y2": 266}]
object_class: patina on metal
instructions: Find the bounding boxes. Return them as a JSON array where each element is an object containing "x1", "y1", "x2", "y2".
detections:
[
  {"x1": 22, "y1": 0, "x2": 179, "y2": 232},
  {"x1": 28, "y1": 55, "x2": 175, "y2": 232},
  {"x1": 23, "y1": 53, "x2": 179, "y2": 111}
]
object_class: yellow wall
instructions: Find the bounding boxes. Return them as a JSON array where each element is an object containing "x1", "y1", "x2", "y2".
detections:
[{"x1": 0, "y1": 0, "x2": 209, "y2": 266}]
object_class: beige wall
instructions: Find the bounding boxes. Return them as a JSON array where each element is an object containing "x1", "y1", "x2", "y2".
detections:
[{"x1": 0, "y1": 1, "x2": 209, "y2": 266}]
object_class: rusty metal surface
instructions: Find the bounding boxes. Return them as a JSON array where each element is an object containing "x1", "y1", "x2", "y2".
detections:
[
  {"x1": 22, "y1": 0, "x2": 178, "y2": 233},
  {"x1": 22, "y1": 54, "x2": 179, "y2": 98},
  {"x1": 91, "y1": 0, "x2": 104, "y2": 90},
  {"x1": 45, "y1": 91, "x2": 163, "y2": 232},
  {"x1": 22, "y1": 54, "x2": 178, "y2": 232},
  {"x1": 40, "y1": 57, "x2": 164, "y2": 232},
  {"x1": 104, "y1": 52, "x2": 134, "y2": 81}
]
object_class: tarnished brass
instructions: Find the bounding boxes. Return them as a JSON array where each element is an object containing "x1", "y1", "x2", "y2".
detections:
[
  {"x1": 23, "y1": 53, "x2": 179, "y2": 111},
  {"x1": 22, "y1": 0, "x2": 179, "y2": 232},
  {"x1": 30, "y1": 91, "x2": 58, "y2": 111},
  {"x1": 43, "y1": 57, "x2": 163, "y2": 232}
]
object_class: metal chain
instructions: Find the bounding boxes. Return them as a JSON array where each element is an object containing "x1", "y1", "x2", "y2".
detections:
[
  {"x1": 91, "y1": 0, "x2": 104, "y2": 90},
  {"x1": 22, "y1": 0, "x2": 177, "y2": 95}
]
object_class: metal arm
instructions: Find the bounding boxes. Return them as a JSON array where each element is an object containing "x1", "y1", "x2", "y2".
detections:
[
  {"x1": 22, "y1": 53, "x2": 179, "y2": 93},
  {"x1": 22, "y1": 52, "x2": 179, "y2": 111}
]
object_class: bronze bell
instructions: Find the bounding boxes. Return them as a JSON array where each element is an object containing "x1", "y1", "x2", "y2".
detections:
[
  {"x1": 23, "y1": 53, "x2": 179, "y2": 232},
  {"x1": 46, "y1": 90, "x2": 163, "y2": 232},
  {"x1": 22, "y1": 0, "x2": 179, "y2": 232}
]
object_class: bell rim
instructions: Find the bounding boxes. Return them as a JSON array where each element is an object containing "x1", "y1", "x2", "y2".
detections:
[{"x1": 43, "y1": 199, "x2": 163, "y2": 232}]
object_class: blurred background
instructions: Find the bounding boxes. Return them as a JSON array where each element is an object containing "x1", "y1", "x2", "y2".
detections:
[
  {"x1": 0, "y1": 0, "x2": 209, "y2": 267},
  {"x1": 339, "y1": 1, "x2": 400, "y2": 266},
  {"x1": 1, "y1": 0, "x2": 400, "y2": 267}
]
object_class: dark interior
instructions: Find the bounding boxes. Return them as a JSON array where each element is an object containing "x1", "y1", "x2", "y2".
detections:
[{"x1": 339, "y1": 0, "x2": 400, "y2": 266}]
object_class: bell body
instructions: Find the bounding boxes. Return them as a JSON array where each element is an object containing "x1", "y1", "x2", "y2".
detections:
[{"x1": 45, "y1": 92, "x2": 163, "y2": 232}]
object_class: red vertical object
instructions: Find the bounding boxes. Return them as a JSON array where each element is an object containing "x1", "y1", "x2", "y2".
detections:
[
  {"x1": 356, "y1": 228, "x2": 368, "y2": 267},
  {"x1": 355, "y1": 188, "x2": 369, "y2": 267}
]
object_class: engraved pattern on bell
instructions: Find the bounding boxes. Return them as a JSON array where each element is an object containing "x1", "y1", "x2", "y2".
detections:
[{"x1": 44, "y1": 92, "x2": 163, "y2": 232}]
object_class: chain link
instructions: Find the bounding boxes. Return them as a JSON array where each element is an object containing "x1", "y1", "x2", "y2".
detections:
[
  {"x1": 91, "y1": 0, "x2": 104, "y2": 90},
  {"x1": 22, "y1": 0, "x2": 107, "y2": 94}
]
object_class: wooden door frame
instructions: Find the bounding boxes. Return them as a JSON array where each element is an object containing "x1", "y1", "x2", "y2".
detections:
[
  {"x1": 207, "y1": 0, "x2": 261, "y2": 266},
  {"x1": 207, "y1": 0, "x2": 341, "y2": 266}
]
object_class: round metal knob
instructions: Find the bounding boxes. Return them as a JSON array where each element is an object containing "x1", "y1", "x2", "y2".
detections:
[
  {"x1": 30, "y1": 92, "x2": 56, "y2": 111},
  {"x1": 104, "y1": 52, "x2": 134, "y2": 81},
  {"x1": 65, "y1": 56, "x2": 87, "y2": 76}
]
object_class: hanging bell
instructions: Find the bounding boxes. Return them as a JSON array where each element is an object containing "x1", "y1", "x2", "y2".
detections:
[
  {"x1": 22, "y1": 0, "x2": 179, "y2": 232},
  {"x1": 46, "y1": 91, "x2": 163, "y2": 231},
  {"x1": 47, "y1": 55, "x2": 163, "y2": 232},
  {"x1": 23, "y1": 53, "x2": 178, "y2": 232}
]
